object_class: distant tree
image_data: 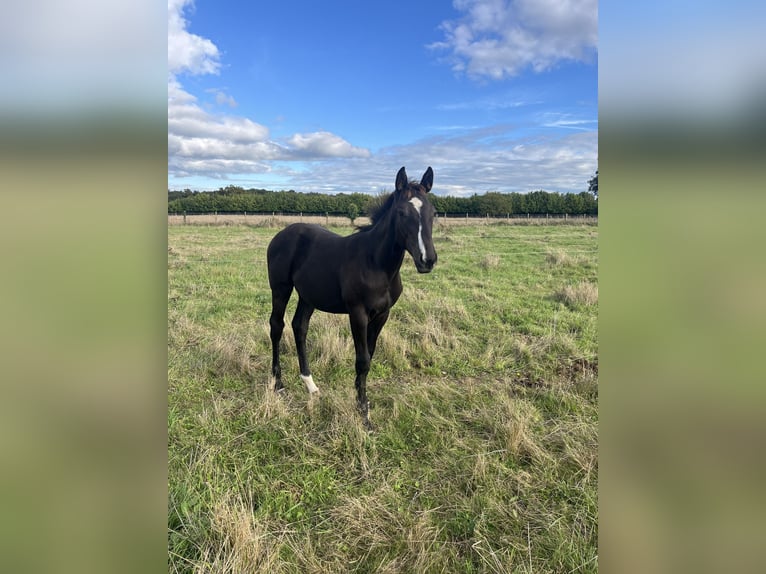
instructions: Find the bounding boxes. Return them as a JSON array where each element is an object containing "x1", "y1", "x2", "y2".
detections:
[
  {"x1": 525, "y1": 190, "x2": 548, "y2": 214},
  {"x1": 219, "y1": 185, "x2": 244, "y2": 196},
  {"x1": 347, "y1": 202, "x2": 360, "y2": 224},
  {"x1": 476, "y1": 192, "x2": 509, "y2": 216},
  {"x1": 578, "y1": 191, "x2": 598, "y2": 215},
  {"x1": 546, "y1": 192, "x2": 565, "y2": 214},
  {"x1": 588, "y1": 170, "x2": 598, "y2": 199},
  {"x1": 564, "y1": 192, "x2": 585, "y2": 214}
]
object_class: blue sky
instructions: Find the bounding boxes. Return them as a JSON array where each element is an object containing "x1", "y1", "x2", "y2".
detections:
[{"x1": 168, "y1": 0, "x2": 598, "y2": 196}]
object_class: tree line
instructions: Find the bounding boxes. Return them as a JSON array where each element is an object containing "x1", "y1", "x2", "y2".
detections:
[{"x1": 168, "y1": 186, "x2": 598, "y2": 217}]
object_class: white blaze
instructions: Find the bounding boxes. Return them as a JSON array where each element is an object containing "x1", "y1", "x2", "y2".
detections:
[
  {"x1": 300, "y1": 374, "x2": 320, "y2": 394},
  {"x1": 409, "y1": 197, "x2": 427, "y2": 261}
]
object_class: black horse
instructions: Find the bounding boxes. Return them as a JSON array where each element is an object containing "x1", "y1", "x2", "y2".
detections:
[{"x1": 266, "y1": 166, "x2": 438, "y2": 428}]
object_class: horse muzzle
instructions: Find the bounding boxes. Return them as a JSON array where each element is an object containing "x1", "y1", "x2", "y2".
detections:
[{"x1": 414, "y1": 254, "x2": 437, "y2": 273}]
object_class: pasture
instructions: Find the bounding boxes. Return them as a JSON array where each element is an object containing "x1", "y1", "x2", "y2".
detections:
[{"x1": 168, "y1": 221, "x2": 598, "y2": 573}]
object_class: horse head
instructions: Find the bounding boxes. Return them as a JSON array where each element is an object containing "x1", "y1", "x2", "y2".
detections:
[{"x1": 393, "y1": 166, "x2": 438, "y2": 273}]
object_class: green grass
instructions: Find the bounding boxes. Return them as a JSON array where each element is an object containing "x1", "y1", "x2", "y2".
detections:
[{"x1": 168, "y1": 221, "x2": 598, "y2": 573}]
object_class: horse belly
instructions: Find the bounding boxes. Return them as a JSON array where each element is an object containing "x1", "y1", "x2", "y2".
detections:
[{"x1": 293, "y1": 266, "x2": 346, "y2": 313}]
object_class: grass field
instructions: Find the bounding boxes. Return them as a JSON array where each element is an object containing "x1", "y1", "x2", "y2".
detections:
[{"x1": 168, "y1": 221, "x2": 598, "y2": 573}]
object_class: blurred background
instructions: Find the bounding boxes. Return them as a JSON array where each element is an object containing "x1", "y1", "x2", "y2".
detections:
[
  {"x1": 0, "y1": 2, "x2": 167, "y2": 573},
  {"x1": 599, "y1": 2, "x2": 766, "y2": 573},
  {"x1": 1, "y1": 1, "x2": 765, "y2": 572}
]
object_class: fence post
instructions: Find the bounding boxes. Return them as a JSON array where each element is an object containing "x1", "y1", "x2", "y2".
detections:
[{"x1": 183, "y1": 211, "x2": 187, "y2": 225}]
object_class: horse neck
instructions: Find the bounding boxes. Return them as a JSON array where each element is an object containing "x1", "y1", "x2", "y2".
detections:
[{"x1": 366, "y1": 209, "x2": 405, "y2": 276}]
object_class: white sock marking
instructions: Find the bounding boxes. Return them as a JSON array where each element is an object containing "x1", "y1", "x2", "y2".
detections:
[
  {"x1": 409, "y1": 197, "x2": 427, "y2": 261},
  {"x1": 300, "y1": 374, "x2": 320, "y2": 394}
]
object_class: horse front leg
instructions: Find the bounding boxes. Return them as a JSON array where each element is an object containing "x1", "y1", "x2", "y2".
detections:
[
  {"x1": 367, "y1": 309, "x2": 390, "y2": 360},
  {"x1": 349, "y1": 308, "x2": 372, "y2": 429},
  {"x1": 292, "y1": 297, "x2": 318, "y2": 395}
]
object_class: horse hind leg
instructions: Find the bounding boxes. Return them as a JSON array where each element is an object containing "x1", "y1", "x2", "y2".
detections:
[
  {"x1": 292, "y1": 297, "x2": 319, "y2": 394},
  {"x1": 269, "y1": 285, "x2": 292, "y2": 391}
]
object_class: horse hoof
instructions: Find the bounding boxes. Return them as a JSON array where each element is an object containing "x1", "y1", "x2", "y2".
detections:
[{"x1": 361, "y1": 411, "x2": 374, "y2": 431}]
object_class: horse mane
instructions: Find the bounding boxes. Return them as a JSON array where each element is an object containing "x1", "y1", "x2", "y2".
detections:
[{"x1": 356, "y1": 192, "x2": 395, "y2": 232}]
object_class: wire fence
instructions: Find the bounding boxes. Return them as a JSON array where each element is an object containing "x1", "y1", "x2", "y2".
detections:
[{"x1": 168, "y1": 211, "x2": 597, "y2": 227}]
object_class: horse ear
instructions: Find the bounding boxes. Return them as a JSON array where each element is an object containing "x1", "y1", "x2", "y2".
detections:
[
  {"x1": 395, "y1": 167, "x2": 408, "y2": 193},
  {"x1": 421, "y1": 167, "x2": 433, "y2": 193}
]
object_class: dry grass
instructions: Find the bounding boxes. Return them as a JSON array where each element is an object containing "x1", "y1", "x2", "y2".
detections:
[
  {"x1": 306, "y1": 313, "x2": 354, "y2": 374},
  {"x1": 168, "y1": 213, "x2": 369, "y2": 228},
  {"x1": 430, "y1": 215, "x2": 597, "y2": 227},
  {"x1": 546, "y1": 248, "x2": 575, "y2": 267},
  {"x1": 200, "y1": 496, "x2": 284, "y2": 573},
  {"x1": 498, "y1": 399, "x2": 552, "y2": 464},
  {"x1": 480, "y1": 253, "x2": 501, "y2": 269},
  {"x1": 169, "y1": 213, "x2": 596, "y2": 228},
  {"x1": 557, "y1": 282, "x2": 599, "y2": 308}
]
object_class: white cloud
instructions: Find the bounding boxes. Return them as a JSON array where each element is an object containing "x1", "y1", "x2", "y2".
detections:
[
  {"x1": 540, "y1": 113, "x2": 598, "y2": 131},
  {"x1": 168, "y1": 77, "x2": 281, "y2": 174},
  {"x1": 167, "y1": 0, "x2": 370, "y2": 180},
  {"x1": 213, "y1": 91, "x2": 238, "y2": 108},
  {"x1": 287, "y1": 132, "x2": 371, "y2": 159},
  {"x1": 276, "y1": 125, "x2": 597, "y2": 197},
  {"x1": 168, "y1": 79, "x2": 370, "y2": 177},
  {"x1": 437, "y1": 96, "x2": 533, "y2": 111},
  {"x1": 401, "y1": 126, "x2": 597, "y2": 195},
  {"x1": 431, "y1": 0, "x2": 597, "y2": 79},
  {"x1": 169, "y1": 83, "x2": 269, "y2": 144},
  {"x1": 168, "y1": 0, "x2": 220, "y2": 75}
]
